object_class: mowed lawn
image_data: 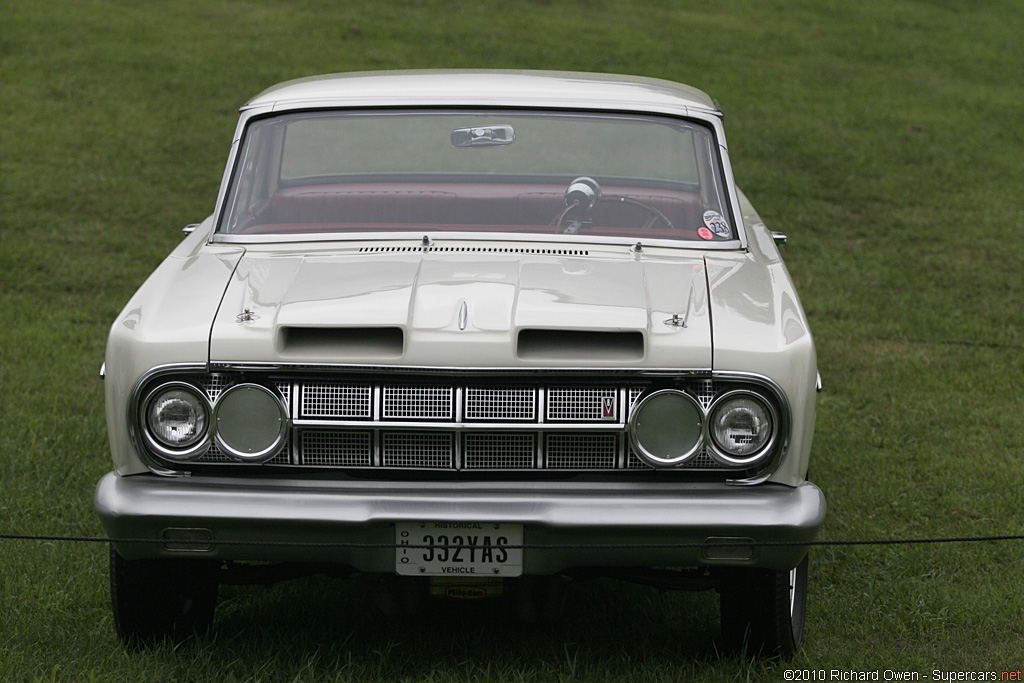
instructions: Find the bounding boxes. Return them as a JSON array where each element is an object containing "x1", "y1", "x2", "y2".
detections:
[{"x1": 1, "y1": 0, "x2": 1023, "y2": 680}]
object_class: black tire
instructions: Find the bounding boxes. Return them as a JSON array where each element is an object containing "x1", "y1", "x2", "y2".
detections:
[
  {"x1": 109, "y1": 546, "x2": 219, "y2": 645},
  {"x1": 718, "y1": 553, "x2": 808, "y2": 658}
]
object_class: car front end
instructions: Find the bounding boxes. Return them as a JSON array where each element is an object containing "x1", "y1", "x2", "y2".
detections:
[{"x1": 96, "y1": 70, "x2": 824, "y2": 655}]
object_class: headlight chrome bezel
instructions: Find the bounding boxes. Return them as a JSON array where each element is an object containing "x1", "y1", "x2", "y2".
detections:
[
  {"x1": 627, "y1": 389, "x2": 705, "y2": 466},
  {"x1": 213, "y1": 382, "x2": 289, "y2": 463},
  {"x1": 629, "y1": 383, "x2": 782, "y2": 471},
  {"x1": 706, "y1": 390, "x2": 779, "y2": 467},
  {"x1": 132, "y1": 369, "x2": 291, "y2": 468},
  {"x1": 139, "y1": 381, "x2": 214, "y2": 462}
]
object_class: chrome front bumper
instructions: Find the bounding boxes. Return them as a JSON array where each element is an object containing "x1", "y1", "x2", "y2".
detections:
[{"x1": 95, "y1": 472, "x2": 826, "y2": 572}]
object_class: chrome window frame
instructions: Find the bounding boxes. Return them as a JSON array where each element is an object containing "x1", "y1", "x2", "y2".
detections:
[{"x1": 207, "y1": 103, "x2": 748, "y2": 251}]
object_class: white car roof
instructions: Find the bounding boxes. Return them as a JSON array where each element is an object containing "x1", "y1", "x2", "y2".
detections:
[{"x1": 244, "y1": 70, "x2": 720, "y2": 116}]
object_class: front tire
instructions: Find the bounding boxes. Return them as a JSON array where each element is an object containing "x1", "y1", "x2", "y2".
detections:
[
  {"x1": 109, "y1": 546, "x2": 219, "y2": 645},
  {"x1": 719, "y1": 553, "x2": 808, "y2": 658}
]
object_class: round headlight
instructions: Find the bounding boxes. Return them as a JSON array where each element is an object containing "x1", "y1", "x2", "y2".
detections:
[
  {"x1": 708, "y1": 392, "x2": 776, "y2": 466},
  {"x1": 214, "y1": 383, "x2": 288, "y2": 462},
  {"x1": 628, "y1": 389, "x2": 703, "y2": 466},
  {"x1": 142, "y1": 383, "x2": 211, "y2": 460}
]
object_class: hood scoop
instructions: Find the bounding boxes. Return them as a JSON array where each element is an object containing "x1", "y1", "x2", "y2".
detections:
[
  {"x1": 517, "y1": 329, "x2": 644, "y2": 362},
  {"x1": 279, "y1": 326, "x2": 404, "y2": 359}
]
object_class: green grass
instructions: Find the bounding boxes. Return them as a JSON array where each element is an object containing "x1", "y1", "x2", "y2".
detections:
[{"x1": 2, "y1": 0, "x2": 1023, "y2": 679}]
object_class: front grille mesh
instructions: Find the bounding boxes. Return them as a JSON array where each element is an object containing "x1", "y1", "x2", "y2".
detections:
[
  {"x1": 465, "y1": 387, "x2": 536, "y2": 421},
  {"x1": 546, "y1": 433, "x2": 617, "y2": 469},
  {"x1": 464, "y1": 432, "x2": 536, "y2": 469},
  {"x1": 303, "y1": 383, "x2": 372, "y2": 419},
  {"x1": 547, "y1": 386, "x2": 618, "y2": 421},
  {"x1": 383, "y1": 386, "x2": 453, "y2": 420},
  {"x1": 382, "y1": 432, "x2": 452, "y2": 468},
  {"x1": 182, "y1": 375, "x2": 758, "y2": 474},
  {"x1": 302, "y1": 430, "x2": 372, "y2": 467}
]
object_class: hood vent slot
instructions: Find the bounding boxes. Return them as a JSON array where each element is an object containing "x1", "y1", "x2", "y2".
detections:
[
  {"x1": 517, "y1": 329, "x2": 644, "y2": 362},
  {"x1": 359, "y1": 246, "x2": 589, "y2": 256},
  {"x1": 279, "y1": 327, "x2": 404, "y2": 359}
]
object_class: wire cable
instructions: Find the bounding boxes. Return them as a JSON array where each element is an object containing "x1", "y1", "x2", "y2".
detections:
[{"x1": 3, "y1": 533, "x2": 1024, "y2": 550}]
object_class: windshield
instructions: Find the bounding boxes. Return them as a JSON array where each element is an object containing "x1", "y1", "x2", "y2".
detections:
[{"x1": 218, "y1": 109, "x2": 736, "y2": 243}]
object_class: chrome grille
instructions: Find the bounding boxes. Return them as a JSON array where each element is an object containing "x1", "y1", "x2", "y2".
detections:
[
  {"x1": 690, "y1": 449, "x2": 717, "y2": 469},
  {"x1": 176, "y1": 374, "x2": 762, "y2": 474},
  {"x1": 464, "y1": 432, "x2": 536, "y2": 469},
  {"x1": 465, "y1": 387, "x2": 536, "y2": 421},
  {"x1": 302, "y1": 430, "x2": 372, "y2": 466},
  {"x1": 302, "y1": 383, "x2": 372, "y2": 419},
  {"x1": 628, "y1": 386, "x2": 644, "y2": 411},
  {"x1": 206, "y1": 374, "x2": 230, "y2": 402},
  {"x1": 382, "y1": 432, "x2": 453, "y2": 468},
  {"x1": 627, "y1": 446, "x2": 716, "y2": 470},
  {"x1": 626, "y1": 449, "x2": 652, "y2": 470},
  {"x1": 546, "y1": 433, "x2": 617, "y2": 469},
  {"x1": 547, "y1": 386, "x2": 618, "y2": 421},
  {"x1": 383, "y1": 386, "x2": 453, "y2": 420},
  {"x1": 197, "y1": 442, "x2": 290, "y2": 465},
  {"x1": 277, "y1": 381, "x2": 291, "y2": 407},
  {"x1": 695, "y1": 380, "x2": 716, "y2": 409}
]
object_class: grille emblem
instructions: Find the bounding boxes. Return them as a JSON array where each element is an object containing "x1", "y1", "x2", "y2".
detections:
[{"x1": 601, "y1": 396, "x2": 617, "y2": 420}]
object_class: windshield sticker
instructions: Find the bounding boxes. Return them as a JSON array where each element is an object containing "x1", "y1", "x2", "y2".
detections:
[
  {"x1": 703, "y1": 210, "x2": 731, "y2": 237},
  {"x1": 698, "y1": 227, "x2": 714, "y2": 240}
]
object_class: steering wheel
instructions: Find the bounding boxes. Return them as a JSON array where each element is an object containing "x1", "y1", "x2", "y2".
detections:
[
  {"x1": 555, "y1": 177, "x2": 676, "y2": 232},
  {"x1": 602, "y1": 194, "x2": 676, "y2": 232}
]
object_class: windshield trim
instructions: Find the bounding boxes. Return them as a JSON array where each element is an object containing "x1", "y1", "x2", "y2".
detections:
[
  {"x1": 210, "y1": 105, "x2": 748, "y2": 250},
  {"x1": 210, "y1": 230, "x2": 744, "y2": 251}
]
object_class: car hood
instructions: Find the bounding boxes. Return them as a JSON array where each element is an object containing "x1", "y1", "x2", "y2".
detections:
[{"x1": 208, "y1": 245, "x2": 712, "y2": 369}]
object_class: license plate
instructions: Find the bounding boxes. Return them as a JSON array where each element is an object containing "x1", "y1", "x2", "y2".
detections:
[{"x1": 395, "y1": 522, "x2": 523, "y2": 577}]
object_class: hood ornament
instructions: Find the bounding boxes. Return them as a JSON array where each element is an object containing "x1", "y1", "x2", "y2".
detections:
[
  {"x1": 663, "y1": 313, "x2": 686, "y2": 328},
  {"x1": 236, "y1": 309, "x2": 260, "y2": 324},
  {"x1": 458, "y1": 301, "x2": 468, "y2": 331}
]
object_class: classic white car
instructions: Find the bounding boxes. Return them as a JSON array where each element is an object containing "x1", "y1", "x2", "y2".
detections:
[{"x1": 95, "y1": 70, "x2": 824, "y2": 655}]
